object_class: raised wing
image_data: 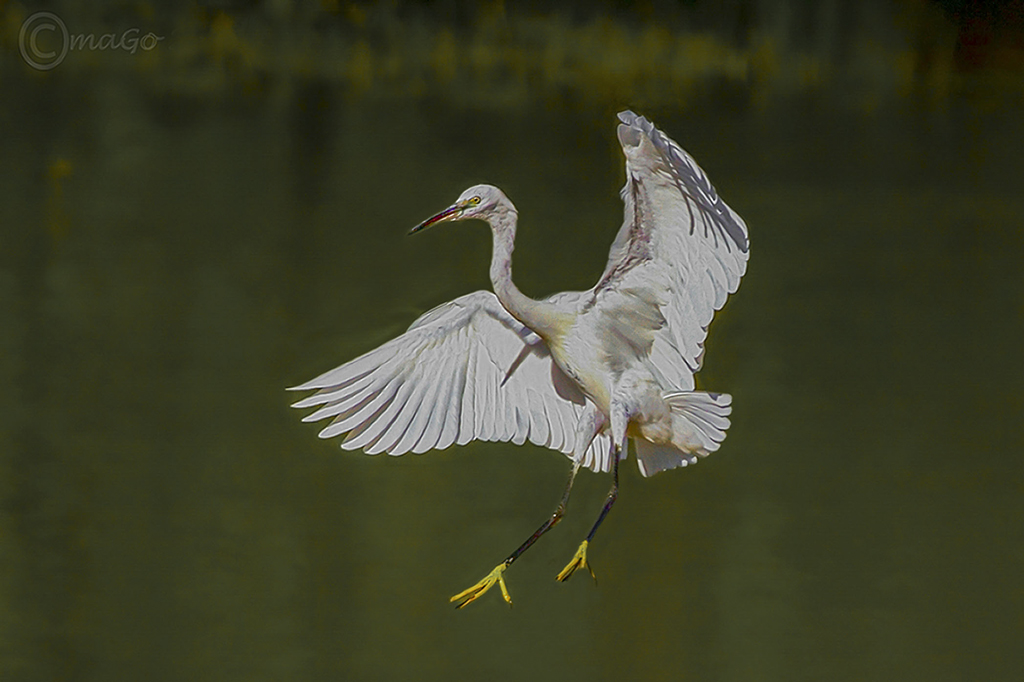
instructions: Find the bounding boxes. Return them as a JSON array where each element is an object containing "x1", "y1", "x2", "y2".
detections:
[
  {"x1": 289, "y1": 290, "x2": 612, "y2": 469},
  {"x1": 592, "y1": 110, "x2": 749, "y2": 388}
]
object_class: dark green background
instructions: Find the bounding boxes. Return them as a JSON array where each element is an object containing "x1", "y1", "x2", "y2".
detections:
[{"x1": 2, "y1": 1, "x2": 1022, "y2": 680}]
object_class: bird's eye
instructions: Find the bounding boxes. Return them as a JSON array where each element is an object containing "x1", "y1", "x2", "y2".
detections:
[{"x1": 468, "y1": 196, "x2": 481, "y2": 206}]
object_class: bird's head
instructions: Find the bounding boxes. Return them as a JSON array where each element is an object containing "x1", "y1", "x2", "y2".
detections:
[{"x1": 410, "y1": 184, "x2": 515, "y2": 234}]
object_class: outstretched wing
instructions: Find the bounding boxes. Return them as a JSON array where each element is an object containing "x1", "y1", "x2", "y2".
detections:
[
  {"x1": 289, "y1": 290, "x2": 612, "y2": 467},
  {"x1": 591, "y1": 110, "x2": 750, "y2": 389}
]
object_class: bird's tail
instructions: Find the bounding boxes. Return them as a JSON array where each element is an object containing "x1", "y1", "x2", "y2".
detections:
[{"x1": 634, "y1": 392, "x2": 732, "y2": 477}]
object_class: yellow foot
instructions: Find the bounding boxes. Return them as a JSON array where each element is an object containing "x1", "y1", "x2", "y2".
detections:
[
  {"x1": 556, "y1": 540, "x2": 597, "y2": 583},
  {"x1": 450, "y1": 563, "x2": 513, "y2": 609}
]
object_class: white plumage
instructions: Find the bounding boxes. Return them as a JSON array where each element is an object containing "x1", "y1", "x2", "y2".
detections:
[
  {"x1": 289, "y1": 111, "x2": 750, "y2": 606},
  {"x1": 291, "y1": 110, "x2": 748, "y2": 477},
  {"x1": 292, "y1": 290, "x2": 614, "y2": 469}
]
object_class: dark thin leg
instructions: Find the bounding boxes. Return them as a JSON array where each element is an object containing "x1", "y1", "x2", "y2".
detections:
[
  {"x1": 556, "y1": 446, "x2": 621, "y2": 583},
  {"x1": 450, "y1": 462, "x2": 582, "y2": 608},
  {"x1": 585, "y1": 449, "x2": 620, "y2": 542},
  {"x1": 503, "y1": 462, "x2": 580, "y2": 567}
]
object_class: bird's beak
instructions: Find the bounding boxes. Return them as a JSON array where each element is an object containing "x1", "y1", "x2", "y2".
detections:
[{"x1": 409, "y1": 203, "x2": 464, "y2": 234}]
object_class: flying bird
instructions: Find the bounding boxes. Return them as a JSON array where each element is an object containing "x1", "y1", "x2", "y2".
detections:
[{"x1": 290, "y1": 110, "x2": 750, "y2": 607}]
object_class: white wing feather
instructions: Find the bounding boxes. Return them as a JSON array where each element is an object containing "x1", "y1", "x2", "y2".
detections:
[
  {"x1": 589, "y1": 110, "x2": 750, "y2": 390},
  {"x1": 290, "y1": 290, "x2": 612, "y2": 468},
  {"x1": 292, "y1": 112, "x2": 743, "y2": 475}
]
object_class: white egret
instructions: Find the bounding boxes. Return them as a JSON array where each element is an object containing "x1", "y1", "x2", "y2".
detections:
[{"x1": 290, "y1": 110, "x2": 749, "y2": 608}]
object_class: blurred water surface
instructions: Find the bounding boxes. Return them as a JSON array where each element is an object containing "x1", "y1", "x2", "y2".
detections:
[{"x1": 2, "y1": 4, "x2": 1024, "y2": 682}]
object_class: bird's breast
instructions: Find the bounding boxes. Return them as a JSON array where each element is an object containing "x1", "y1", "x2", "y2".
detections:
[{"x1": 548, "y1": 327, "x2": 612, "y2": 411}]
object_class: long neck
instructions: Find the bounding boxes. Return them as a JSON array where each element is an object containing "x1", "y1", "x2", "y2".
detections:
[{"x1": 488, "y1": 209, "x2": 565, "y2": 340}]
